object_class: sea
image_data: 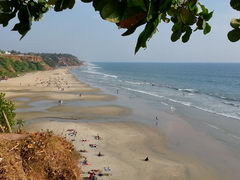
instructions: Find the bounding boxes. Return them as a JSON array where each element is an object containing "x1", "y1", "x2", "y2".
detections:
[{"x1": 71, "y1": 62, "x2": 240, "y2": 151}]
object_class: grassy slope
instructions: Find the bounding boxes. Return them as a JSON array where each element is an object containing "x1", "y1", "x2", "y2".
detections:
[
  {"x1": 0, "y1": 53, "x2": 82, "y2": 78},
  {"x1": 0, "y1": 56, "x2": 46, "y2": 77}
]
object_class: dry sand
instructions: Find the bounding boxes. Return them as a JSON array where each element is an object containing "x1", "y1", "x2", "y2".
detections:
[
  {"x1": 0, "y1": 67, "x2": 219, "y2": 179},
  {"x1": 26, "y1": 120, "x2": 218, "y2": 180}
]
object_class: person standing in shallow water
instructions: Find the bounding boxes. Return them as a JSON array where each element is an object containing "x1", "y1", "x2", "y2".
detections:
[{"x1": 155, "y1": 116, "x2": 158, "y2": 126}]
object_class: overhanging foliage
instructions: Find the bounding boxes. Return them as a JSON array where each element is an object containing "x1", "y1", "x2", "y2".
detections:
[{"x1": 0, "y1": 0, "x2": 239, "y2": 53}]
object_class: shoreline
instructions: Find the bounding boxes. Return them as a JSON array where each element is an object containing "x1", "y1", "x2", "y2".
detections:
[{"x1": 0, "y1": 67, "x2": 220, "y2": 179}]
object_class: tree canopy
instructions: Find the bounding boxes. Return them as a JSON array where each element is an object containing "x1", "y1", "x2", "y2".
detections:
[{"x1": 0, "y1": 0, "x2": 240, "y2": 53}]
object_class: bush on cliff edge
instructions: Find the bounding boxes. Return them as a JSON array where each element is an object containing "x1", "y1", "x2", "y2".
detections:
[{"x1": 0, "y1": 93, "x2": 16, "y2": 132}]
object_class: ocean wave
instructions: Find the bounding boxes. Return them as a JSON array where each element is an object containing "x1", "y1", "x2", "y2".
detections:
[
  {"x1": 192, "y1": 105, "x2": 240, "y2": 120},
  {"x1": 87, "y1": 66, "x2": 101, "y2": 70},
  {"x1": 217, "y1": 112, "x2": 240, "y2": 120},
  {"x1": 122, "y1": 87, "x2": 164, "y2": 98},
  {"x1": 178, "y1": 88, "x2": 198, "y2": 93},
  {"x1": 125, "y1": 80, "x2": 146, "y2": 85},
  {"x1": 222, "y1": 101, "x2": 240, "y2": 108},
  {"x1": 122, "y1": 87, "x2": 193, "y2": 107},
  {"x1": 122, "y1": 87, "x2": 240, "y2": 121},
  {"x1": 207, "y1": 93, "x2": 240, "y2": 102},
  {"x1": 85, "y1": 62, "x2": 102, "y2": 71},
  {"x1": 102, "y1": 73, "x2": 118, "y2": 78},
  {"x1": 168, "y1": 98, "x2": 192, "y2": 106},
  {"x1": 150, "y1": 83, "x2": 240, "y2": 103},
  {"x1": 146, "y1": 83, "x2": 200, "y2": 95},
  {"x1": 82, "y1": 70, "x2": 118, "y2": 79},
  {"x1": 86, "y1": 62, "x2": 97, "y2": 67}
]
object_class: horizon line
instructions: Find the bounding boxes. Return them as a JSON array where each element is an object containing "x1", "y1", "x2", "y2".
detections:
[{"x1": 87, "y1": 61, "x2": 240, "y2": 63}]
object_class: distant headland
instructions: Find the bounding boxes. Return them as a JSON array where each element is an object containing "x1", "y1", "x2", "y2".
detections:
[{"x1": 0, "y1": 50, "x2": 83, "y2": 79}]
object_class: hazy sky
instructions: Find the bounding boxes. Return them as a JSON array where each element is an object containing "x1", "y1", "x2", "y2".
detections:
[{"x1": 0, "y1": 1, "x2": 240, "y2": 62}]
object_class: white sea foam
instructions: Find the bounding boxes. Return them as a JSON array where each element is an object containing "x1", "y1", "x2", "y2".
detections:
[
  {"x1": 86, "y1": 62, "x2": 97, "y2": 66},
  {"x1": 168, "y1": 98, "x2": 192, "y2": 106},
  {"x1": 193, "y1": 105, "x2": 240, "y2": 120},
  {"x1": 123, "y1": 87, "x2": 240, "y2": 121},
  {"x1": 81, "y1": 63, "x2": 240, "y2": 122},
  {"x1": 82, "y1": 70, "x2": 118, "y2": 79},
  {"x1": 125, "y1": 81, "x2": 145, "y2": 85},
  {"x1": 217, "y1": 113, "x2": 240, "y2": 120},
  {"x1": 178, "y1": 88, "x2": 197, "y2": 93},
  {"x1": 122, "y1": 87, "x2": 164, "y2": 98}
]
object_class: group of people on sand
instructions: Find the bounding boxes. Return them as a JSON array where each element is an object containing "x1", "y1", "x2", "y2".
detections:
[
  {"x1": 35, "y1": 75, "x2": 70, "y2": 91},
  {"x1": 64, "y1": 130, "x2": 111, "y2": 180}
]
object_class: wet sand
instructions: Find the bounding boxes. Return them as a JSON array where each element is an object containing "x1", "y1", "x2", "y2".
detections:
[{"x1": 0, "y1": 67, "x2": 220, "y2": 179}]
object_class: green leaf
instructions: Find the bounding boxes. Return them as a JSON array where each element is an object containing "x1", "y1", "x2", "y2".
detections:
[
  {"x1": 203, "y1": 11, "x2": 213, "y2": 21},
  {"x1": 0, "y1": 13, "x2": 16, "y2": 27},
  {"x1": 48, "y1": 0, "x2": 58, "y2": 5},
  {"x1": 54, "y1": 0, "x2": 75, "y2": 11},
  {"x1": 228, "y1": 28, "x2": 240, "y2": 42},
  {"x1": 100, "y1": 1, "x2": 123, "y2": 23},
  {"x1": 189, "y1": 0, "x2": 198, "y2": 9},
  {"x1": 180, "y1": 8, "x2": 196, "y2": 25},
  {"x1": 81, "y1": 0, "x2": 93, "y2": 3},
  {"x1": 93, "y1": 0, "x2": 108, "y2": 11},
  {"x1": 135, "y1": 13, "x2": 162, "y2": 53},
  {"x1": 182, "y1": 27, "x2": 192, "y2": 43},
  {"x1": 203, "y1": 22, "x2": 211, "y2": 34},
  {"x1": 195, "y1": 18, "x2": 203, "y2": 30},
  {"x1": 171, "y1": 31, "x2": 181, "y2": 42},
  {"x1": 127, "y1": 0, "x2": 146, "y2": 11},
  {"x1": 0, "y1": 1, "x2": 11, "y2": 12},
  {"x1": 230, "y1": 0, "x2": 240, "y2": 11},
  {"x1": 171, "y1": 22, "x2": 181, "y2": 32},
  {"x1": 12, "y1": 5, "x2": 32, "y2": 38},
  {"x1": 122, "y1": 27, "x2": 137, "y2": 36},
  {"x1": 199, "y1": 3, "x2": 208, "y2": 15},
  {"x1": 146, "y1": 0, "x2": 153, "y2": 21},
  {"x1": 158, "y1": 0, "x2": 172, "y2": 12}
]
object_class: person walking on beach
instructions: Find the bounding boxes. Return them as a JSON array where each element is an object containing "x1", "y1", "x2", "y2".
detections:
[{"x1": 116, "y1": 89, "x2": 119, "y2": 94}]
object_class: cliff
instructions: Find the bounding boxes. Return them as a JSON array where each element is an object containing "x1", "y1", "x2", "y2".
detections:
[
  {"x1": 32, "y1": 53, "x2": 83, "y2": 67},
  {"x1": 1, "y1": 54, "x2": 51, "y2": 70},
  {"x1": 0, "y1": 54, "x2": 50, "y2": 78},
  {"x1": 0, "y1": 52, "x2": 82, "y2": 78}
]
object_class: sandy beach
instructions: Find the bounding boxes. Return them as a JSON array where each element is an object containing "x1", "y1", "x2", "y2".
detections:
[{"x1": 0, "y1": 67, "x2": 220, "y2": 180}]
